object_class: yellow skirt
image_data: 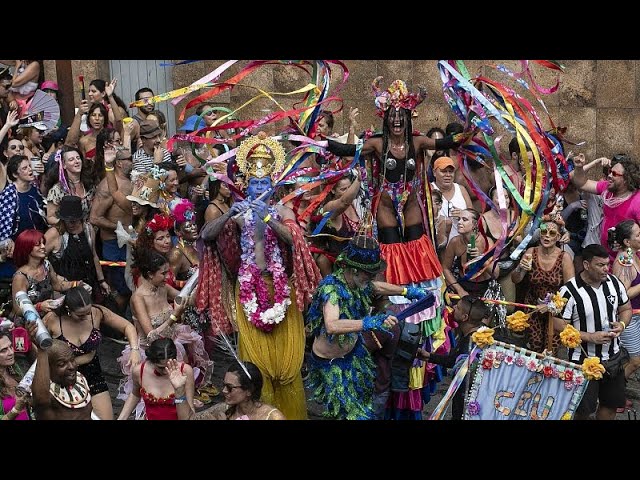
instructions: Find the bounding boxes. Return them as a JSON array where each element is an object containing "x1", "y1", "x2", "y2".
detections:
[{"x1": 235, "y1": 279, "x2": 307, "y2": 420}]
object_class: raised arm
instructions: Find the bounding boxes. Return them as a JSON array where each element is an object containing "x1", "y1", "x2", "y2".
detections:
[
  {"x1": 571, "y1": 153, "x2": 599, "y2": 194},
  {"x1": 65, "y1": 100, "x2": 90, "y2": 147},
  {"x1": 322, "y1": 172, "x2": 361, "y2": 220},
  {"x1": 200, "y1": 200, "x2": 244, "y2": 242}
]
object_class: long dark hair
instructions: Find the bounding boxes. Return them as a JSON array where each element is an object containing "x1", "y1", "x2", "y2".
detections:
[
  {"x1": 381, "y1": 108, "x2": 416, "y2": 162},
  {"x1": 224, "y1": 361, "x2": 263, "y2": 419},
  {"x1": 89, "y1": 79, "x2": 130, "y2": 117},
  {"x1": 0, "y1": 332, "x2": 21, "y2": 398},
  {"x1": 146, "y1": 338, "x2": 177, "y2": 364}
]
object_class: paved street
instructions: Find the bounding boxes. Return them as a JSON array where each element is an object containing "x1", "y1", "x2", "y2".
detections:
[{"x1": 99, "y1": 337, "x2": 640, "y2": 421}]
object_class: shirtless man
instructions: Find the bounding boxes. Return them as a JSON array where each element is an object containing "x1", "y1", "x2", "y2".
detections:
[
  {"x1": 26, "y1": 323, "x2": 93, "y2": 420},
  {"x1": 89, "y1": 148, "x2": 133, "y2": 313}
]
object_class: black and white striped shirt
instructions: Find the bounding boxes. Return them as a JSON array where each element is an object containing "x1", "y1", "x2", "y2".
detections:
[
  {"x1": 132, "y1": 148, "x2": 172, "y2": 174},
  {"x1": 560, "y1": 273, "x2": 629, "y2": 362}
]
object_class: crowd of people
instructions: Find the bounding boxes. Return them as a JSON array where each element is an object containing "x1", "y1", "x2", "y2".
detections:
[{"x1": 0, "y1": 59, "x2": 639, "y2": 421}]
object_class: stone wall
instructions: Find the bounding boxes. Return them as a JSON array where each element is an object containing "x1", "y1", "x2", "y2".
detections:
[{"x1": 46, "y1": 60, "x2": 640, "y2": 161}]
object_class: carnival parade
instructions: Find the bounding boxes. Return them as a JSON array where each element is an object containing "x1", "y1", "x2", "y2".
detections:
[{"x1": 0, "y1": 59, "x2": 637, "y2": 421}]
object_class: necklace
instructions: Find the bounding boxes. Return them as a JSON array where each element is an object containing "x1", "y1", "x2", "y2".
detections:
[{"x1": 390, "y1": 142, "x2": 406, "y2": 151}]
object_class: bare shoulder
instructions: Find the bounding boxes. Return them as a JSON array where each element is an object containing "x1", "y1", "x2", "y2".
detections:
[
  {"x1": 261, "y1": 404, "x2": 285, "y2": 420},
  {"x1": 277, "y1": 204, "x2": 296, "y2": 222}
]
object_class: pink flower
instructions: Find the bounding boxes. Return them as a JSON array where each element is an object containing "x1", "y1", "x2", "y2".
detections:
[
  {"x1": 504, "y1": 355, "x2": 514, "y2": 365},
  {"x1": 496, "y1": 352, "x2": 506, "y2": 361},
  {"x1": 564, "y1": 381, "x2": 574, "y2": 390},
  {"x1": 484, "y1": 351, "x2": 495, "y2": 361},
  {"x1": 527, "y1": 360, "x2": 538, "y2": 372},
  {"x1": 515, "y1": 356, "x2": 526, "y2": 367}
]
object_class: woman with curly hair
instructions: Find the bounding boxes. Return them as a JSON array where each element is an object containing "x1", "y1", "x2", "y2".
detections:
[
  {"x1": 512, "y1": 214, "x2": 575, "y2": 352},
  {"x1": 133, "y1": 213, "x2": 178, "y2": 289}
]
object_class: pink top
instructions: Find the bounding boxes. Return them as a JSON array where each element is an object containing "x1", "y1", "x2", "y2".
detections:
[
  {"x1": 2, "y1": 396, "x2": 30, "y2": 420},
  {"x1": 596, "y1": 180, "x2": 640, "y2": 259}
]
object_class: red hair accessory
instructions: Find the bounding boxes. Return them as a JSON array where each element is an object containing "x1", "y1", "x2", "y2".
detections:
[{"x1": 145, "y1": 214, "x2": 173, "y2": 234}]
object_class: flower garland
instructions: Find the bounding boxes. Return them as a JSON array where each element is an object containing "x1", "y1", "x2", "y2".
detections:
[{"x1": 238, "y1": 209, "x2": 291, "y2": 332}]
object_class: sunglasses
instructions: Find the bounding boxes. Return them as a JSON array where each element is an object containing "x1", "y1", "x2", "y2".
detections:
[
  {"x1": 9, "y1": 144, "x2": 25, "y2": 150},
  {"x1": 540, "y1": 224, "x2": 559, "y2": 236},
  {"x1": 608, "y1": 170, "x2": 624, "y2": 178}
]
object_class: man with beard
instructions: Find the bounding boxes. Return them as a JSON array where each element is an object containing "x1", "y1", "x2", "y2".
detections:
[
  {"x1": 90, "y1": 148, "x2": 133, "y2": 314},
  {"x1": 25, "y1": 322, "x2": 93, "y2": 420},
  {"x1": 130, "y1": 87, "x2": 155, "y2": 151},
  {"x1": 572, "y1": 153, "x2": 640, "y2": 259}
]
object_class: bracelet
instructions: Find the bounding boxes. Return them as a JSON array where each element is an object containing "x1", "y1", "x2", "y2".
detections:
[
  {"x1": 97, "y1": 278, "x2": 105, "y2": 283},
  {"x1": 169, "y1": 314, "x2": 178, "y2": 323},
  {"x1": 174, "y1": 395, "x2": 187, "y2": 404},
  {"x1": 130, "y1": 346, "x2": 140, "y2": 351},
  {"x1": 105, "y1": 166, "x2": 115, "y2": 172},
  {"x1": 263, "y1": 213, "x2": 272, "y2": 223},
  {"x1": 401, "y1": 287, "x2": 408, "y2": 296},
  {"x1": 620, "y1": 322, "x2": 627, "y2": 331}
]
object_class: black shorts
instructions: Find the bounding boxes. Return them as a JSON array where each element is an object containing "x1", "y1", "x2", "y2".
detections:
[{"x1": 575, "y1": 364, "x2": 626, "y2": 416}]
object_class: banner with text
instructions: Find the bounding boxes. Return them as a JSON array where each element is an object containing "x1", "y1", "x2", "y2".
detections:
[{"x1": 465, "y1": 342, "x2": 588, "y2": 420}]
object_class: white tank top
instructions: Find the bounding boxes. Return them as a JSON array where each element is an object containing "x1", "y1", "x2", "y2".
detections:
[{"x1": 431, "y1": 182, "x2": 467, "y2": 241}]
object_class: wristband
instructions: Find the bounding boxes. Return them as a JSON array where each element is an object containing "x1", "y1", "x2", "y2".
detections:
[
  {"x1": 620, "y1": 322, "x2": 627, "y2": 331},
  {"x1": 174, "y1": 395, "x2": 187, "y2": 404},
  {"x1": 401, "y1": 287, "x2": 408, "y2": 296},
  {"x1": 130, "y1": 346, "x2": 140, "y2": 351},
  {"x1": 169, "y1": 314, "x2": 178, "y2": 323},
  {"x1": 263, "y1": 213, "x2": 272, "y2": 223}
]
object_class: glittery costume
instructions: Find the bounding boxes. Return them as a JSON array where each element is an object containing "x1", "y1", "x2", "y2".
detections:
[
  {"x1": 117, "y1": 306, "x2": 212, "y2": 419},
  {"x1": 55, "y1": 306, "x2": 107, "y2": 396},
  {"x1": 225, "y1": 133, "x2": 321, "y2": 420},
  {"x1": 305, "y1": 269, "x2": 377, "y2": 420}
]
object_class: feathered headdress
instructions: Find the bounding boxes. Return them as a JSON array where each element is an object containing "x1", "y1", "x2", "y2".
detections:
[
  {"x1": 372, "y1": 76, "x2": 426, "y2": 117},
  {"x1": 170, "y1": 198, "x2": 195, "y2": 226}
]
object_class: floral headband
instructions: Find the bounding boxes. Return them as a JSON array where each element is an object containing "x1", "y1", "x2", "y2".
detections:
[{"x1": 372, "y1": 76, "x2": 426, "y2": 117}]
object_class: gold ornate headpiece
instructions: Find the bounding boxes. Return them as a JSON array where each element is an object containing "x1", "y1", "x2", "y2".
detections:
[{"x1": 235, "y1": 131, "x2": 286, "y2": 180}]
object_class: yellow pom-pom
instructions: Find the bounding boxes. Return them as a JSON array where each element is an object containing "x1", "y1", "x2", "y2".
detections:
[
  {"x1": 581, "y1": 356, "x2": 605, "y2": 381},
  {"x1": 560, "y1": 324, "x2": 582, "y2": 349},
  {"x1": 506, "y1": 311, "x2": 531, "y2": 332},
  {"x1": 471, "y1": 326, "x2": 495, "y2": 349}
]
